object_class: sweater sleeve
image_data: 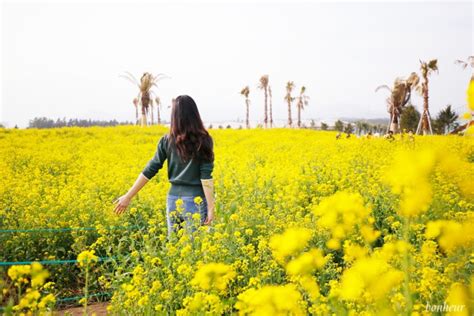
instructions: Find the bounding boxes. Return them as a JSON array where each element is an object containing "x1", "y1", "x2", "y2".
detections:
[
  {"x1": 200, "y1": 137, "x2": 214, "y2": 180},
  {"x1": 141, "y1": 135, "x2": 168, "y2": 180}
]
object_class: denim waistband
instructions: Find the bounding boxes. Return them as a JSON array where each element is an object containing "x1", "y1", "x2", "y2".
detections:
[{"x1": 169, "y1": 183, "x2": 204, "y2": 197}]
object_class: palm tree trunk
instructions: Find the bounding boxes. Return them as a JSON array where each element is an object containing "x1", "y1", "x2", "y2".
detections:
[
  {"x1": 141, "y1": 92, "x2": 150, "y2": 127},
  {"x1": 288, "y1": 100, "x2": 292, "y2": 127},
  {"x1": 141, "y1": 106, "x2": 147, "y2": 127},
  {"x1": 246, "y1": 98, "x2": 250, "y2": 129},
  {"x1": 264, "y1": 88, "x2": 268, "y2": 128},
  {"x1": 389, "y1": 106, "x2": 399, "y2": 133},
  {"x1": 157, "y1": 107, "x2": 161, "y2": 125},
  {"x1": 269, "y1": 87, "x2": 273, "y2": 128},
  {"x1": 151, "y1": 105, "x2": 154, "y2": 125},
  {"x1": 135, "y1": 106, "x2": 139, "y2": 125},
  {"x1": 390, "y1": 114, "x2": 399, "y2": 133},
  {"x1": 422, "y1": 76, "x2": 430, "y2": 135},
  {"x1": 297, "y1": 102, "x2": 301, "y2": 128}
]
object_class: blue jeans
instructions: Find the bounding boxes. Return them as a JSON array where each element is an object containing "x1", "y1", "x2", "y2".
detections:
[{"x1": 166, "y1": 193, "x2": 208, "y2": 238}]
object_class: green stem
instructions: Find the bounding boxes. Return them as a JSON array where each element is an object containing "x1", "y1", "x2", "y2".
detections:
[
  {"x1": 83, "y1": 263, "x2": 89, "y2": 316},
  {"x1": 17, "y1": 284, "x2": 21, "y2": 305},
  {"x1": 402, "y1": 216, "x2": 412, "y2": 314}
]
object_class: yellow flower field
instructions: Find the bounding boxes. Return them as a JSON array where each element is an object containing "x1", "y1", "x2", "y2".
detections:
[{"x1": 0, "y1": 126, "x2": 473, "y2": 315}]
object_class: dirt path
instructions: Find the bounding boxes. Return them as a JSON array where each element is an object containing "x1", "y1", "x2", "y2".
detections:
[{"x1": 56, "y1": 302, "x2": 108, "y2": 315}]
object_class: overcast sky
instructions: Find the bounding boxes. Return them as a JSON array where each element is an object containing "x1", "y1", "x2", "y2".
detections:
[{"x1": 1, "y1": 1, "x2": 472, "y2": 127}]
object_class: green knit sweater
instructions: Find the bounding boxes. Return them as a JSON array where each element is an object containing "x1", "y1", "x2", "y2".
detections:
[{"x1": 141, "y1": 134, "x2": 214, "y2": 196}]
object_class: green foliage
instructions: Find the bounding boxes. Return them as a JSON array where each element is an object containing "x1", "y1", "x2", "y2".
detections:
[
  {"x1": 433, "y1": 105, "x2": 458, "y2": 134},
  {"x1": 344, "y1": 123, "x2": 354, "y2": 134},
  {"x1": 400, "y1": 105, "x2": 420, "y2": 133},
  {"x1": 334, "y1": 120, "x2": 344, "y2": 132}
]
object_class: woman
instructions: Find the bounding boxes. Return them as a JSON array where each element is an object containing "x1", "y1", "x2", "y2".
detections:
[{"x1": 113, "y1": 95, "x2": 215, "y2": 236}]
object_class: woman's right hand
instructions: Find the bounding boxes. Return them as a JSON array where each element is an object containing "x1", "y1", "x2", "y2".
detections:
[
  {"x1": 204, "y1": 207, "x2": 215, "y2": 225},
  {"x1": 113, "y1": 194, "x2": 131, "y2": 215}
]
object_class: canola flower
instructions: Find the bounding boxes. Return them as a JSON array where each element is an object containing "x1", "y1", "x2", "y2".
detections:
[
  {"x1": 468, "y1": 78, "x2": 474, "y2": 111},
  {"x1": 312, "y1": 191, "x2": 374, "y2": 249},
  {"x1": 338, "y1": 257, "x2": 404, "y2": 301},
  {"x1": 235, "y1": 284, "x2": 305, "y2": 315},
  {"x1": 1, "y1": 126, "x2": 473, "y2": 314},
  {"x1": 177, "y1": 292, "x2": 225, "y2": 315},
  {"x1": 269, "y1": 227, "x2": 313, "y2": 263},
  {"x1": 384, "y1": 149, "x2": 436, "y2": 217},
  {"x1": 425, "y1": 219, "x2": 474, "y2": 253},
  {"x1": 77, "y1": 250, "x2": 99, "y2": 267},
  {"x1": 462, "y1": 77, "x2": 474, "y2": 135},
  {"x1": 190, "y1": 262, "x2": 236, "y2": 291},
  {"x1": 5, "y1": 263, "x2": 56, "y2": 314}
]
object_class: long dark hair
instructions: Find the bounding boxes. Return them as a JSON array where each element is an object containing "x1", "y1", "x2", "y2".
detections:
[{"x1": 169, "y1": 95, "x2": 214, "y2": 162}]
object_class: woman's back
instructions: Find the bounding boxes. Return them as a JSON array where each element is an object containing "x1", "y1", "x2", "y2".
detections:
[{"x1": 141, "y1": 133, "x2": 214, "y2": 196}]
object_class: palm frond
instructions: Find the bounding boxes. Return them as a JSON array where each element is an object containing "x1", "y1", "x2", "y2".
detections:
[
  {"x1": 375, "y1": 85, "x2": 391, "y2": 93},
  {"x1": 406, "y1": 72, "x2": 420, "y2": 87},
  {"x1": 286, "y1": 81, "x2": 295, "y2": 93},
  {"x1": 455, "y1": 60, "x2": 468, "y2": 69},
  {"x1": 119, "y1": 73, "x2": 140, "y2": 88},
  {"x1": 428, "y1": 59, "x2": 438, "y2": 72},
  {"x1": 415, "y1": 85, "x2": 423, "y2": 96},
  {"x1": 152, "y1": 73, "x2": 171, "y2": 83},
  {"x1": 258, "y1": 75, "x2": 269, "y2": 89},
  {"x1": 240, "y1": 86, "x2": 250, "y2": 97},
  {"x1": 468, "y1": 56, "x2": 474, "y2": 67}
]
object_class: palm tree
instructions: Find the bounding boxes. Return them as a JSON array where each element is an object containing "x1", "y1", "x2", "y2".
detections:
[
  {"x1": 133, "y1": 98, "x2": 139, "y2": 125},
  {"x1": 285, "y1": 81, "x2": 295, "y2": 127},
  {"x1": 155, "y1": 97, "x2": 162, "y2": 125},
  {"x1": 120, "y1": 71, "x2": 169, "y2": 127},
  {"x1": 376, "y1": 72, "x2": 419, "y2": 133},
  {"x1": 240, "y1": 86, "x2": 250, "y2": 129},
  {"x1": 455, "y1": 56, "x2": 474, "y2": 76},
  {"x1": 258, "y1": 75, "x2": 269, "y2": 128},
  {"x1": 296, "y1": 86, "x2": 309, "y2": 128},
  {"x1": 434, "y1": 105, "x2": 458, "y2": 134},
  {"x1": 416, "y1": 59, "x2": 438, "y2": 135}
]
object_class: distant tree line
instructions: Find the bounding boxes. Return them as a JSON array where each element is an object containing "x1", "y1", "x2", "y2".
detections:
[
  {"x1": 28, "y1": 117, "x2": 134, "y2": 129},
  {"x1": 331, "y1": 120, "x2": 385, "y2": 134}
]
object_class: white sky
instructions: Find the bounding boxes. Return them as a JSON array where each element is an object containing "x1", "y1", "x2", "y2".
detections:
[{"x1": 1, "y1": 1, "x2": 473, "y2": 127}]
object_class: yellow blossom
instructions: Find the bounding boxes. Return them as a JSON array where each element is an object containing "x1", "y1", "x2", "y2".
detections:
[
  {"x1": 191, "y1": 263, "x2": 236, "y2": 291},
  {"x1": 77, "y1": 250, "x2": 99, "y2": 267}
]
